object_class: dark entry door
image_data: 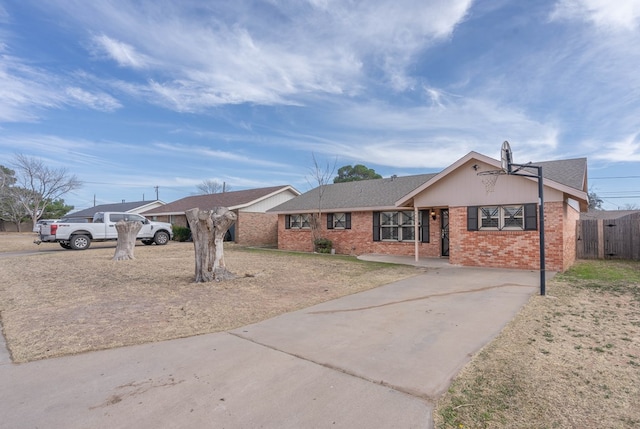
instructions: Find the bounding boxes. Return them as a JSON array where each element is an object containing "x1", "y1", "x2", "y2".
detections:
[{"x1": 441, "y1": 209, "x2": 450, "y2": 257}]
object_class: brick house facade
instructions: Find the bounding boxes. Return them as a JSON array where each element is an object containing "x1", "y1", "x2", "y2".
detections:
[
  {"x1": 277, "y1": 210, "x2": 442, "y2": 257},
  {"x1": 271, "y1": 152, "x2": 588, "y2": 272}
]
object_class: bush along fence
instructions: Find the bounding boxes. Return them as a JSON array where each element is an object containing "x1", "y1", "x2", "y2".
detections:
[{"x1": 576, "y1": 214, "x2": 640, "y2": 260}]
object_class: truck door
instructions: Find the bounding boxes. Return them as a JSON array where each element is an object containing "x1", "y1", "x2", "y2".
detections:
[
  {"x1": 106, "y1": 213, "x2": 124, "y2": 239},
  {"x1": 128, "y1": 214, "x2": 154, "y2": 238}
]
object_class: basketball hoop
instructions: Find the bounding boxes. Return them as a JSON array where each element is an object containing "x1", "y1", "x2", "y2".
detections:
[
  {"x1": 478, "y1": 169, "x2": 505, "y2": 194},
  {"x1": 476, "y1": 140, "x2": 512, "y2": 194}
]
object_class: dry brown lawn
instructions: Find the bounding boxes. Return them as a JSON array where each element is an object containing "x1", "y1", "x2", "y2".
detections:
[
  {"x1": 435, "y1": 260, "x2": 640, "y2": 429},
  {"x1": 0, "y1": 232, "x2": 421, "y2": 363}
]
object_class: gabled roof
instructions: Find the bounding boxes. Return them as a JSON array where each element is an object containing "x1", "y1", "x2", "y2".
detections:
[
  {"x1": 532, "y1": 158, "x2": 588, "y2": 192},
  {"x1": 271, "y1": 151, "x2": 589, "y2": 214},
  {"x1": 67, "y1": 200, "x2": 165, "y2": 218},
  {"x1": 268, "y1": 174, "x2": 436, "y2": 214},
  {"x1": 397, "y1": 152, "x2": 588, "y2": 207},
  {"x1": 143, "y1": 185, "x2": 299, "y2": 215}
]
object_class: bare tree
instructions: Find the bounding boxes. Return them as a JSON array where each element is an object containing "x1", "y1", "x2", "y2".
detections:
[
  {"x1": 195, "y1": 179, "x2": 231, "y2": 195},
  {"x1": 0, "y1": 187, "x2": 32, "y2": 232},
  {"x1": 113, "y1": 220, "x2": 143, "y2": 261},
  {"x1": 185, "y1": 207, "x2": 237, "y2": 282},
  {"x1": 10, "y1": 154, "x2": 82, "y2": 225},
  {"x1": 307, "y1": 153, "x2": 337, "y2": 250}
]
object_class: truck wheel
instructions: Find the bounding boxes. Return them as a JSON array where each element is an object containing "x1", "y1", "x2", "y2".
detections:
[
  {"x1": 69, "y1": 234, "x2": 91, "y2": 250},
  {"x1": 154, "y1": 231, "x2": 170, "y2": 245},
  {"x1": 59, "y1": 242, "x2": 72, "y2": 249}
]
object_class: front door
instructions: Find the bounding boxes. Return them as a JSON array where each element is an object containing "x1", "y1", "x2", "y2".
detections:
[{"x1": 441, "y1": 209, "x2": 450, "y2": 257}]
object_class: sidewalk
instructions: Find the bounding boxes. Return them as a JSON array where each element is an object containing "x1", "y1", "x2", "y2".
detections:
[{"x1": 0, "y1": 265, "x2": 540, "y2": 428}]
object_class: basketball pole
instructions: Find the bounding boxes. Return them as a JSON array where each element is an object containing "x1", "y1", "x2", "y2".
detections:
[{"x1": 508, "y1": 162, "x2": 546, "y2": 296}]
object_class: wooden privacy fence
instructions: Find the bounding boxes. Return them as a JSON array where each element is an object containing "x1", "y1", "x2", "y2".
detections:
[{"x1": 576, "y1": 216, "x2": 640, "y2": 260}]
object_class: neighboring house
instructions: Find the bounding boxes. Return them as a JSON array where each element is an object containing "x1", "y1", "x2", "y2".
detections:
[
  {"x1": 580, "y1": 210, "x2": 640, "y2": 221},
  {"x1": 142, "y1": 185, "x2": 300, "y2": 246},
  {"x1": 269, "y1": 151, "x2": 589, "y2": 272},
  {"x1": 65, "y1": 200, "x2": 166, "y2": 221}
]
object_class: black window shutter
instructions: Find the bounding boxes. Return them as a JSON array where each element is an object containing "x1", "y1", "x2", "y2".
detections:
[
  {"x1": 524, "y1": 203, "x2": 538, "y2": 230},
  {"x1": 373, "y1": 212, "x2": 380, "y2": 241},
  {"x1": 327, "y1": 213, "x2": 334, "y2": 229},
  {"x1": 345, "y1": 213, "x2": 351, "y2": 229},
  {"x1": 285, "y1": 215, "x2": 291, "y2": 230},
  {"x1": 420, "y1": 210, "x2": 430, "y2": 243},
  {"x1": 467, "y1": 206, "x2": 479, "y2": 231}
]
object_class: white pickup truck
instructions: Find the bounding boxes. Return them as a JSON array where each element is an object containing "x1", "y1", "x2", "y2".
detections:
[{"x1": 38, "y1": 212, "x2": 173, "y2": 250}]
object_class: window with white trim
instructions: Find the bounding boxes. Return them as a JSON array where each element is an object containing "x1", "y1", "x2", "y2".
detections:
[
  {"x1": 468, "y1": 204, "x2": 537, "y2": 231},
  {"x1": 381, "y1": 211, "x2": 415, "y2": 241},
  {"x1": 327, "y1": 213, "x2": 351, "y2": 229},
  {"x1": 286, "y1": 214, "x2": 311, "y2": 229},
  {"x1": 373, "y1": 210, "x2": 430, "y2": 242}
]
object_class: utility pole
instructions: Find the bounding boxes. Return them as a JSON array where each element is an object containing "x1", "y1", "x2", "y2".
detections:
[{"x1": 154, "y1": 186, "x2": 159, "y2": 200}]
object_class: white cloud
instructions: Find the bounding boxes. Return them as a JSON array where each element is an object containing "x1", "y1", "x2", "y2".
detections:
[
  {"x1": 42, "y1": 0, "x2": 472, "y2": 109},
  {"x1": 551, "y1": 0, "x2": 640, "y2": 31},
  {"x1": 65, "y1": 87, "x2": 121, "y2": 112},
  {"x1": 92, "y1": 34, "x2": 151, "y2": 69},
  {"x1": 0, "y1": 55, "x2": 63, "y2": 121},
  {"x1": 592, "y1": 133, "x2": 640, "y2": 162},
  {"x1": 152, "y1": 142, "x2": 289, "y2": 168},
  {"x1": 0, "y1": 53, "x2": 122, "y2": 122},
  {"x1": 262, "y1": 92, "x2": 561, "y2": 170}
]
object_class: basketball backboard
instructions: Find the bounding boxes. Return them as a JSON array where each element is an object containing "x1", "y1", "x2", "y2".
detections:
[{"x1": 501, "y1": 140, "x2": 512, "y2": 173}]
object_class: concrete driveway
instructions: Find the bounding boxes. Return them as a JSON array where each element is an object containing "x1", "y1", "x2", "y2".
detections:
[{"x1": 0, "y1": 262, "x2": 542, "y2": 428}]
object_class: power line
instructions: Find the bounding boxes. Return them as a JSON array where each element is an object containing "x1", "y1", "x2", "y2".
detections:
[{"x1": 590, "y1": 176, "x2": 640, "y2": 179}]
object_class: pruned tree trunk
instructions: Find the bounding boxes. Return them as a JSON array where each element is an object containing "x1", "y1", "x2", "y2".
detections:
[
  {"x1": 185, "y1": 207, "x2": 237, "y2": 282},
  {"x1": 113, "y1": 220, "x2": 142, "y2": 261}
]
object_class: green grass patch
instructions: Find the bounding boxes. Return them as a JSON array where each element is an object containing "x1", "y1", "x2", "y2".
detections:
[
  {"x1": 562, "y1": 260, "x2": 640, "y2": 283},
  {"x1": 558, "y1": 260, "x2": 640, "y2": 301}
]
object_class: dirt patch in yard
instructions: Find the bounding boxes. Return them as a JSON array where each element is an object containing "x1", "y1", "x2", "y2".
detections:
[{"x1": 0, "y1": 233, "x2": 422, "y2": 363}]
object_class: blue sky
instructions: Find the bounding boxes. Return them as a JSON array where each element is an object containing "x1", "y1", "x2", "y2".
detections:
[{"x1": 1, "y1": 0, "x2": 639, "y2": 211}]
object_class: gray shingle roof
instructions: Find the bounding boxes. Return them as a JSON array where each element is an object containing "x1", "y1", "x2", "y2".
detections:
[
  {"x1": 533, "y1": 158, "x2": 587, "y2": 191},
  {"x1": 269, "y1": 174, "x2": 436, "y2": 213},
  {"x1": 68, "y1": 201, "x2": 159, "y2": 218},
  {"x1": 270, "y1": 155, "x2": 588, "y2": 214}
]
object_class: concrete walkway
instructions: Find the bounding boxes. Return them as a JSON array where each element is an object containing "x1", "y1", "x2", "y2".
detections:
[{"x1": 0, "y1": 262, "x2": 543, "y2": 428}]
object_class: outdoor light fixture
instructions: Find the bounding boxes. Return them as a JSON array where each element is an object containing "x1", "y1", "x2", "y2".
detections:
[{"x1": 430, "y1": 209, "x2": 436, "y2": 220}]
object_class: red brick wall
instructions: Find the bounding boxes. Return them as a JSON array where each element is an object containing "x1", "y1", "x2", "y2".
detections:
[
  {"x1": 449, "y1": 202, "x2": 569, "y2": 271},
  {"x1": 278, "y1": 203, "x2": 574, "y2": 271},
  {"x1": 155, "y1": 211, "x2": 278, "y2": 246},
  {"x1": 236, "y1": 212, "x2": 278, "y2": 246},
  {"x1": 277, "y1": 211, "x2": 440, "y2": 257}
]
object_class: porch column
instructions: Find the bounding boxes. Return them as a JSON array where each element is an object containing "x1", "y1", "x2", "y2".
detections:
[{"x1": 414, "y1": 205, "x2": 419, "y2": 262}]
